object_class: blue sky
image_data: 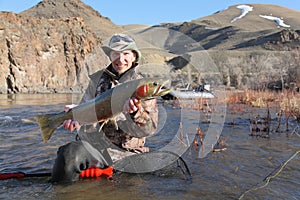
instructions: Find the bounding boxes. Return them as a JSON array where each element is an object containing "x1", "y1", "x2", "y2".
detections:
[{"x1": 0, "y1": 0, "x2": 299, "y2": 25}]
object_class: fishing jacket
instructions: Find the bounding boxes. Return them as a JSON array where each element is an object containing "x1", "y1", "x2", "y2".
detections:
[{"x1": 80, "y1": 63, "x2": 158, "y2": 153}]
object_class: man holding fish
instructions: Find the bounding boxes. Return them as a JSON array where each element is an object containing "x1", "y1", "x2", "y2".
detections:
[{"x1": 40, "y1": 34, "x2": 170, "y2": 183}]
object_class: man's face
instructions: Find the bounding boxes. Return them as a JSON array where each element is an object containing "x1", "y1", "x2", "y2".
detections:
[{"x1": 109, "y1": 50, "x2": 137, "y2": 74}]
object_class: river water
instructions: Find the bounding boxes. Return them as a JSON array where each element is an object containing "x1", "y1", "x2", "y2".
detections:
[{"x1": 0, "y1": 94, "x2": 299, "y2": 200}]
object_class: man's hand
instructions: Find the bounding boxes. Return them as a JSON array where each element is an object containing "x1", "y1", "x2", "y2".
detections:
[
  {"x1": 63, "y1": 119, "x2": 80, "y2": 132},
  {"x1": 123, "y1": 97, "x2": 140, "y2": 114},
  {"x1": 63, "y1": 104, "x2": 80, "y2": 132}
]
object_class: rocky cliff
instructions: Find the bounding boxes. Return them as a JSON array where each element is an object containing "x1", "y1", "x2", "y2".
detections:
[
  {"x1": 0, "y1": 0, "x2": 123, "y2": 94},
  {"x1": 0, "y1": 11, "x2": 106, "y2": 93}
]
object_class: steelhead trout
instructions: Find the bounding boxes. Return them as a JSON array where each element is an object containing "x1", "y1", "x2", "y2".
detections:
[{"x1": 35, "y1": 78, "x2": 170, "y2": 143}]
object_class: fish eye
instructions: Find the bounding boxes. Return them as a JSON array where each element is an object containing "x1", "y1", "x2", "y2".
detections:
[{"x1": 153, "y1": 82, "x2": 158, "y2": 86}]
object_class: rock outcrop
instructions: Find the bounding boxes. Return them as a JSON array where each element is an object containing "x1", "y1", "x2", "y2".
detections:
[
  {"x1": 279, "y1": 29, "x2": 300, "y2": 42},
  {"x1": 0, "y1": 12, "x2": 105, "y2": 93}
]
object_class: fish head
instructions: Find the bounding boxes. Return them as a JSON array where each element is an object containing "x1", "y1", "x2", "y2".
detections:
[{"x1": 134, "y1": 78, "x2": 171, "y2": 100}]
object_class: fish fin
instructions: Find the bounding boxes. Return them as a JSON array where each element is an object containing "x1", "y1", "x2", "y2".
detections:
[
  {"x1": 35, "y1": 114, "x2": 57, "y2": 143},
  {"x1": 98, "y1": 118, "x2": 118, "y2": 133},
  {"x1": 112, "y1": 118, "x2": 118, "y2": 130},
  {"x1": 98, "y1": 119, "x2": 108, "y2": 133}
]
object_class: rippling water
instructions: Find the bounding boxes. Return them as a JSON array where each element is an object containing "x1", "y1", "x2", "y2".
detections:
[{"x1": 0, "y1": 94, "x2": 299, "y2": 200}]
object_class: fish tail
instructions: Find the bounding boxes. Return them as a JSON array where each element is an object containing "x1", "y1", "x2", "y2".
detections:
[{"x1": 35, "y1": 114, "x2": 58, "y2": 143}]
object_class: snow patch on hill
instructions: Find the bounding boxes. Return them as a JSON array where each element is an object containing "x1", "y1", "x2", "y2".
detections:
[
  {"x1": 231, "y1": 5, "x2": 253, "y2": 23},
  {"x1": 259, "y1": 15, "x2": 291, "y2": 28}
]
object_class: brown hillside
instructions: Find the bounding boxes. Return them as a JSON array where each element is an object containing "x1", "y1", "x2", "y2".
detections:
[
  {"x1": 0, "y1": 1, "x2": 299, "y2": 93},
  {"x1": 140, "y1": 4, "x2": 300, "y2": 89},
  {"x1": 194, "y1": 4, "x2": 300, "y2": 31},
  {"x1": 153, "y1": 4, "x2": 300, "y2": 51}
]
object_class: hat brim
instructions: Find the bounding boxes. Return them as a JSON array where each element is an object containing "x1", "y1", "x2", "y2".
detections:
[{"x1": 102, "y1": 46, "x2": 113, "y2": 57}]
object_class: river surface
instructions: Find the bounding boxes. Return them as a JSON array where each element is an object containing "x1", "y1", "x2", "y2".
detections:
[{"x1": 0, "y1": 94, "x2": 299, "y2": 200}]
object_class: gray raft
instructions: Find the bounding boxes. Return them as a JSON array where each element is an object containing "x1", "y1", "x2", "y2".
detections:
[{"x1": 169, "y1": 90, "x2": 215, "y2": 99}]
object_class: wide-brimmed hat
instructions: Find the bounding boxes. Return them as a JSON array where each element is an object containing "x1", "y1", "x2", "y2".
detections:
[{"x1": 102, "y1": 34, "x2": 141, "y2": 62}]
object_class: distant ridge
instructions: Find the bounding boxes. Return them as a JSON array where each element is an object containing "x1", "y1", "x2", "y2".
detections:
[
  {"x1": 152, "y1": 4, "x2": 300, "y2": 51},
  {"x1": 194, "y1": 4, "x2": 300, "y2": 31},
  {"x1": 20, "y1": 0, "x2": 123, "y2": 40}
]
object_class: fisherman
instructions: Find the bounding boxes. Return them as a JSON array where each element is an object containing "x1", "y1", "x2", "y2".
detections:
[{"x1": 51, "y1": 34, "x2": 158, "y2": 183}]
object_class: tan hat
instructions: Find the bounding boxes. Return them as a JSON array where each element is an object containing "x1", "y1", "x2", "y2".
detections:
[{"x1": 102, "y1": 34, "x2": 141, "y2": 62}]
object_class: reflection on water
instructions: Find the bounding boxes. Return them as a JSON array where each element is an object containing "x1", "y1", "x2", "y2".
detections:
[
  {"x1": 0, "y1": 94, "x2": 299, "y2": 200},
  {"x1": 0, "y1": 93, "x2": 82, "y2": 108}
]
